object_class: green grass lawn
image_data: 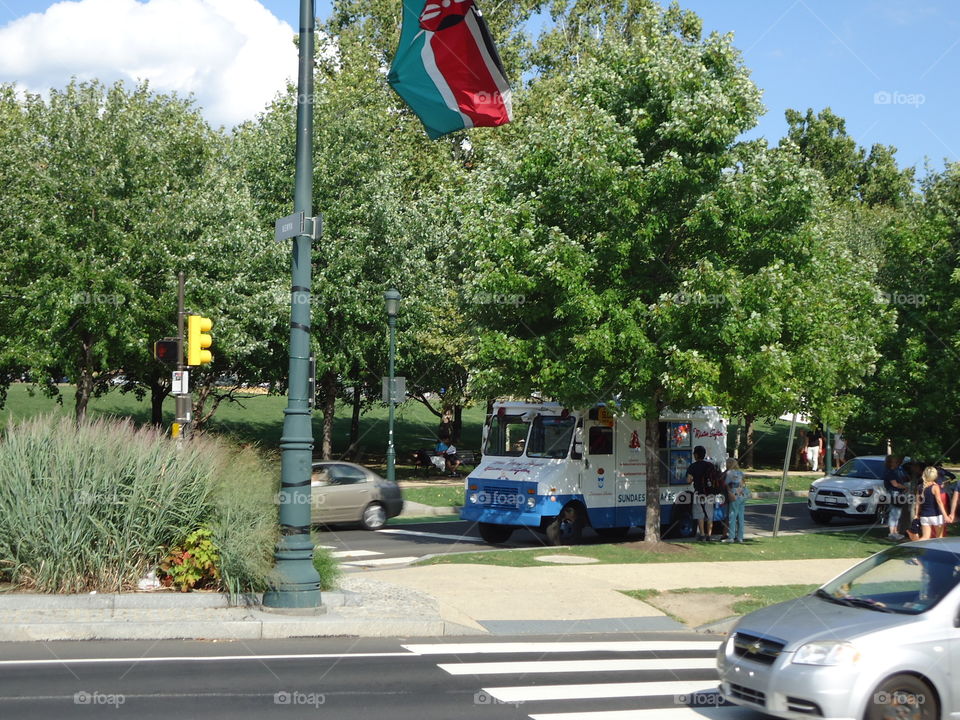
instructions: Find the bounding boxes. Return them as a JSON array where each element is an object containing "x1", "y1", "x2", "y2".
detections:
[
  {"x1": 0, "y1": 383, "x2": 486, "y2": 459},
  {"x1": 623, "y1": 584, "x2": 820, "y2": 616},
  {"x1": 403, "y1": 486, "x2": 464, "y2": 507},
  {"x1": 418, "y1": 528, "x2": 896, "y2": 567}
]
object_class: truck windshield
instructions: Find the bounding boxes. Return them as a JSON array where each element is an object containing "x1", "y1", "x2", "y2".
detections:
[
  {"x1": 484, "y1": 415, "x2": 530, "y2": 456},
  {"x1": 527, "y1": 415, "x2": 576, "y2": 459}
]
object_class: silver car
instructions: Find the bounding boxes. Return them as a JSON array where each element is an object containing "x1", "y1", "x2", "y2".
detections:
[
  {"x1": 718, "y1": 538, "x2": 960, "y2": 720},
  {"x1": 808, "y1": 455, "x2": 893, "y2": 525},
  {"x1": 310, "y1": 462, "x2": 404, "y2": 530}
]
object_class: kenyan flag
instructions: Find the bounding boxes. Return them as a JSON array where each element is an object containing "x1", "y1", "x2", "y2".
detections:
[{"x1": 388, "y1": 0, "x2": 513, "y2": 139}]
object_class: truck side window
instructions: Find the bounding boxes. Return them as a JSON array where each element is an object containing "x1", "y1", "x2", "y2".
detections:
[{"x1": 588, "y1": 426, "x2": 613, "y2": 455}]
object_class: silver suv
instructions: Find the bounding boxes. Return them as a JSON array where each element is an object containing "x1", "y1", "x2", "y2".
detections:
[
  {"x1": 718, "y1": 538, "x2": 960, "y2": 720},
  {"x1": 808, "y1": 455, "x2": 893, "y2": 525}
]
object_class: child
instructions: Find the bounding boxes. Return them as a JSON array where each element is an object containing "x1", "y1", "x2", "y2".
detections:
[{"x1": 722, "y1": 458, "x2": 748, "y2": 543}]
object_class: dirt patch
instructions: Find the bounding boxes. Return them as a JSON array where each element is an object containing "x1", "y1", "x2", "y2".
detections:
[
  {"x1": 644, "y1": 591, "x2": 747, "y2": 627},
  {"x1": 619, "y1": 541, "x2": 693, "y2": 555}
]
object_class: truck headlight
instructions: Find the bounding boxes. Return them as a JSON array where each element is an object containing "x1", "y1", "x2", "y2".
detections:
[
  {"x1": 793, "y1": 642, "x2": 861, "y2": 666},
  {"x1": 526, "y1": 496, "x2": 536, "y2": 509},
  {"x1": 851, "y1": 489, "x2": 874, "y2": 497},
  {"x1": 469, "y1": 493, "x2": 478, "y2": 504}
]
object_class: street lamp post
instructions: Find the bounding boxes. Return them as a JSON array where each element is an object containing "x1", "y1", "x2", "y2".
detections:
[
  {"x1": 262, "y1": 0, "x2": 322, "y2": 610},
  {"x1": 384, "y1": 288, "x2": 401, "y2": 484}
]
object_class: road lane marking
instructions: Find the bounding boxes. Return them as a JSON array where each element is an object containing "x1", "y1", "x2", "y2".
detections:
[
  {"x1": 376, "y1": 528, "x2": 487, "y2": 543},
  {"x1": 0, "y1": 652, "x2": 413, "y2": 667},
  {"x1": 403, "y1": 641, "x2": 722, "y2": 655},
  {"x1": 529, "y1": 707, "x2": 743, "y2": 720},
  {"x1": 486, "y1": 680, "x2": 718, "y2": 703},
  {"x1": 438, "y1": 657, "x2": 718, "y2": 675}
]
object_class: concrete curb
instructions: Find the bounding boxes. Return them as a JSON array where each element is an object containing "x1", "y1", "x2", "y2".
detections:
[{"x1": 0, "y1": 590, "x2": 361, "y2": 610}]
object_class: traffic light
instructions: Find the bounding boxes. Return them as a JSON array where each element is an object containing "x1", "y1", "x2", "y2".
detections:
[
  {"x1": 187, "y1": 315, "x2": 213, "y2": 366},
  {"x1": 154, "y1": 339, "x2": 179, "y2": 365}
]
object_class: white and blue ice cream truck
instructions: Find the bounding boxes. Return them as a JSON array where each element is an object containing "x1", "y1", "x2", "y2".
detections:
[{"x1": 461, "y1": 401, "x2": 728, "y2": 543}]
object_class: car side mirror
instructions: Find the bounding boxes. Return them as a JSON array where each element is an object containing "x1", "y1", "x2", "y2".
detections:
[
  {"x1": 571, "y1": 426, "x2": 583, "y2": 460},
  {"x1": 954, "y1": 606, "x2": 960, "y2": 629}
]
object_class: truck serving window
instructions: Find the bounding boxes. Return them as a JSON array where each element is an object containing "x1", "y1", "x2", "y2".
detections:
[
  {"x1": 484, "y1": 415, "x2": 530, "y2": 456},
  {"x1": 527, "y1": 416, "x2": 576, "y2": 459}
]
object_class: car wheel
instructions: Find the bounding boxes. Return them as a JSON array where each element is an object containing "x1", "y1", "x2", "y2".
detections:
[
  {"x1": 874, "y1": 503, "x2": 890, "y2": 525},
  {"x1": 595, "y1": 527, "x2": 631, "y2": 540},
  {"x1": 360, "y1": 502, "x2": 387, "y2": 530},
  {"x1": 478, "y1": 522, "x2": 513, "y2": 544},
  {"x1": 864, "y1": 674, "x2": 937, "y2": 720},
  {"x1": 810, "y1": 510, "x2": 832, "y2": 525},
  {"x1": 546, "y1": 503, "x2": 585, "y2": 546}
]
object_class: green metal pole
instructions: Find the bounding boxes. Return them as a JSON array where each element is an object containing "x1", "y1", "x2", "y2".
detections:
[
  {"x1": 386, "y1": 312, "x2": 397, "y2": 484},
  {"x1": 262, "y1": 0, "x2": 322, "y2": 609}
]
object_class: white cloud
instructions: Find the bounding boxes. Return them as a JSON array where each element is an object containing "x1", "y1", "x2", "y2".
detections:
[{"x1": 0, "y1": 0, "x2": 298, "y2": 128}]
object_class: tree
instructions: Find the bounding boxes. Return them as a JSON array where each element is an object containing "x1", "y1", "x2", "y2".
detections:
[
  {"x1": 460, "y1": 1, "x2": 890, "y2": 540},
  {"x1": 0, "y1": 80, "x2": 279, "y2": 423}
]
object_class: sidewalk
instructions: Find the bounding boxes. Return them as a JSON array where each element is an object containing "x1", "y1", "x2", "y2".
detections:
[{"x1": 0, "y1": 557, "x2": 860, "y2": 641}]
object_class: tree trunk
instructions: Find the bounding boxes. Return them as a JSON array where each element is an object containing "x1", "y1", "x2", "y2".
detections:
[
  {"x1": 347, "y1": 382, "x2": 362, "y2": 459},
  {"x1": 744, "y1": 413, "x2": 756, "y2": 469},
  {"x1": 320, "y1": 371, "x2": 337, "y2": 460},
  {"x1": 74, "y1": 331, "x2": 94, "y2": 422},
  {"x1": 644, "y1": 416, "x2": 662, "y2": 542},
  {"x1": 150, "y1": 374, "x2": 168, "y2": 427},
  {"x1": 733, "y1": 417, "x2": 743, "y2": 461},
  {"x1": 452, "y1": 405, "x2": 463, "y2": 445}
]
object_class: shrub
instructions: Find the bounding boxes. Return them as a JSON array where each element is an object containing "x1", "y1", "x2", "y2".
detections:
[
  {"x1": 159, "y1": 526, "x2": 221, "y2": 591},
  {"x1": 312, "y1": 546, "x2": 341, "y2": 591},
  {"x1": 0, "y1": 415, "x2": 278, "y2": 593}
]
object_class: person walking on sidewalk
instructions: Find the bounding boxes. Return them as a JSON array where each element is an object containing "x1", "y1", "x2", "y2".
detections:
[
  {"x1": 722, "y1": 458, "x2": 748, "y2": 543},
  {"x1": 918, "y1": 466, "x2": 954, "y2": 540},
  {"x1": 806, "y1": 427, "x2": 823, "y2": 473}
]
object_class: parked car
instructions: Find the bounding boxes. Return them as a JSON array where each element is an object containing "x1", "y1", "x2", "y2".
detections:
[
  {"x1": 718, "y1": 538, "x2": 960, "y2": 720},
  {"x1": 310, "y1": 461, "x2": 403, "y2": 530},
  {"x1": 808, "y1": 454, "x2": 896, "y2": 524}
]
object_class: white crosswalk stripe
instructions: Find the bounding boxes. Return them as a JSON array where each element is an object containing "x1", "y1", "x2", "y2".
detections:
[{"x1": 416, "y1": 638, "x2": 739, "y2": 720}]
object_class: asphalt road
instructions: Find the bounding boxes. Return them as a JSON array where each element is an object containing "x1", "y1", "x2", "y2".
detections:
[
  {"x1": 317, "y1": 502, "x2": 880, "y2": 570},
  {"x1": 0, "y1": 634, "x2": 772, "y2": 720}
]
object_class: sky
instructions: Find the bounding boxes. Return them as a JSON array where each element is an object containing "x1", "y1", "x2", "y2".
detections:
[{"x1": 0, "y1": 0, "x2": 956, "y2": 174}]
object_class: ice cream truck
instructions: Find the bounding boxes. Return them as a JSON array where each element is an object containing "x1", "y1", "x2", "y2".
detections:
[{"x1": 461, "y1": 401, "x2": 728, "y2": 543}]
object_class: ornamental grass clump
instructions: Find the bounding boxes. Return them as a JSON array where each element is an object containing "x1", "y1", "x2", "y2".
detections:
[{"x1": 0, "y1": 415, "x2": 277, "y2": 594}]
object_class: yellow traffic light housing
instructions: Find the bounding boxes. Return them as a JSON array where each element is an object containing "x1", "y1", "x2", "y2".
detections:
[{"x1": 187, "y1": 315, "x2": 213, "y2": 366}]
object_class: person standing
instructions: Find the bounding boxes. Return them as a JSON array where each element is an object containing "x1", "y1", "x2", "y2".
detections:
[
  {"x1": 686, "y1": 445, "x2": 716, "y2": 541},
  {"x1": 918, "y1": 466, "x2": 954, "y2": 540},
  {"x1": 833, "y1": 430, "x2": 847, "y2": 469},
  {"x1": 805, "y1": 427, "x2": 823, "y2": 473},
  {"x1": 882, "y1": 454, "x2": 907, "y2": 541},
  {"x1": 722, "y1": 458, "x2": 748, "y2": 543}
]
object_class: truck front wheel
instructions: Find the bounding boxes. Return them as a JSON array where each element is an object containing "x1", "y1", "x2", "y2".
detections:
[{"x1": 478, "y1": 522, "x2": 513, "y2": 544}]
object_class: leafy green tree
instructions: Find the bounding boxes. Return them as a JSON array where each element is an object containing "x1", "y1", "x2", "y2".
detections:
[
  {"x1": 0, "y1": 80, "x2": 278, "y2": 422},
  {"x1": 461, "y1": 1, "x2": 890, "y2": 540}
]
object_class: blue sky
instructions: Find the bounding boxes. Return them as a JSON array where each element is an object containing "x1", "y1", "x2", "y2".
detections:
[{"x1": 0, "y1": 0, "x2": 956, "y2": 174}]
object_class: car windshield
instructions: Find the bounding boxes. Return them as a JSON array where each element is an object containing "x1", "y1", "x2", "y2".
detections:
[
  {"x1": 526, "y1": 415, "x2": 576, "y2": 459},
  {"x1": 484, "y1": 415, "x2": 530, "y2": 457},
  {"x1": 833, "y1": 457, "x2": 886, "y2": 480},
  {"x1": 819, "y1": 546, "x2": 960, "y2": 614}
]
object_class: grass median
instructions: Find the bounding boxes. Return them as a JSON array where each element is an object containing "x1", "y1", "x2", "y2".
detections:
[{"x1": 417, "y1": 528, "x2": 897, "y2": 567}]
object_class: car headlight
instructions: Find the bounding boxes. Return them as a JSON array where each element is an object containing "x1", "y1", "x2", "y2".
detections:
[
  {"x1": 851, "y1": 489, "x2": 874, "y2": 497},
  {"x1": 526, "y1": 496, "x2": 536, "y2": 509},
  {"x1": 808, "y1": 485, "x2": 817, "y2": 494},
  {"x1": 793, "y1": 642, "x2": 861, "y2": 666},
  {"x1": 469, "y1": 493, "x2": 478, "y2": 504}
]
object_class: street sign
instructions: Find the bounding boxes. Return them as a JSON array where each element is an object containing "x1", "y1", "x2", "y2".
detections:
[
  {"x1": 382, "y1": 376, "x2": 406, "y2": 404},
  {"x1": 275, "y1": 212, "x2": 305, "y2": 242},
  {"x1": 172, "y1": 370, "x2": 189, "y2": 395}
]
